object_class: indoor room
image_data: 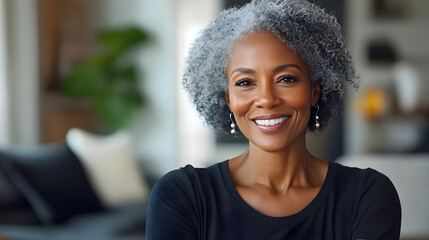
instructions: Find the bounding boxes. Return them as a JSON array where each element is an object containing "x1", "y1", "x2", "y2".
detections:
[{"x1": 0, "y1": 0, "x2": 428, "y2": 239}]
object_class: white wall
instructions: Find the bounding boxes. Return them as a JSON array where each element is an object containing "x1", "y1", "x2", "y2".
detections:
[
  {"x1": 176, "y1": 0, "x2": 221, "y2": 168},
  {"x1": 4, "y1": 0, "x2": 39, "y2": 145},
  {"x1": 99, "y1": 0, "x2": 179, "y2": 175},
  {"x1": 0, "y1": 0, "x2": 9, "y2": 145}
]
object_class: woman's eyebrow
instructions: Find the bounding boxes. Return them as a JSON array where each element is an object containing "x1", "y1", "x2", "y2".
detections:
[
  {"x1": 230, "y1": 67, "x2": 256, "y2": 76},
  {"x1": 231, "y1": 64, "x2": 302, "y2": 77},
  {"x1": 273, "y1": 64, "x2": 302, "y2": 73}
]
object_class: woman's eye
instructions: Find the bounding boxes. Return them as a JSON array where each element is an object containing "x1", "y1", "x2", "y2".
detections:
[
  {"x1": 278, "y1": 76, "x2": 298, "y2": 84},
  {"x1": 235, "y1": 79, "x2": 253, "y2": 86}
]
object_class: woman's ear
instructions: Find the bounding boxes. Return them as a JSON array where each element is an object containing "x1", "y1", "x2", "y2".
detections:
[
  {"x1": 224, "y1": 92, "x2": 230, "y2": 107},
  {"x1": 311, "y1": 81, "x2": 321, "y2": 106}
]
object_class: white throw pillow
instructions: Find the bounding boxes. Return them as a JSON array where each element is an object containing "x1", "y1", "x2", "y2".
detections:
[{"x1": 66, "y1": 128, "x2": 149, "y2": 208}]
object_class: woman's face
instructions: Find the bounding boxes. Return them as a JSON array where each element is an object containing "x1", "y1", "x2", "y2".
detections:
[{"x1": 225, "y1": 31, "x2": 320, "y2": 152}]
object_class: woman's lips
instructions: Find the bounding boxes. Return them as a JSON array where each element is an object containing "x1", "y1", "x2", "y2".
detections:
[{"x1": 252, "y1": 115, "x2": 290, "y2": 132}]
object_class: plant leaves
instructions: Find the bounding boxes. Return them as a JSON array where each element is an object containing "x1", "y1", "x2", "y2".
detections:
[
  {"x1": 62, "y1": 64, "x2": 104, "y2": 98},
  {"x1": 62, "y1": 26, "x2": 149, "y2": 131},
  {"x1": 94, "y1": 88, "x2": 141, "y2": 131},
  {"x1": 115, "y1": 67, "x2": 137, "y2": 82},
  {"x1": 97, "y1": 27, "x2": 150, "y2": 56}
]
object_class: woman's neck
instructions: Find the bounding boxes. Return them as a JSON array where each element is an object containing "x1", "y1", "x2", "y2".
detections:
[{"x1": 229, "y1": 133, "x2": 323, "y2": 194}]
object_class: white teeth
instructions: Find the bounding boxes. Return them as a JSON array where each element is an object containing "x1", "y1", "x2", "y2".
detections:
[{"x1": 255, "y1": 116, "x2": 289, "y2": 126}]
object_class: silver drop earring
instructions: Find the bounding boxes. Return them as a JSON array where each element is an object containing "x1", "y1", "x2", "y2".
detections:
[
  {"x1": 230, "y1": 113, "x2": 237, "y2": 134},
  {"x1": 315, "y1": 104, "x2": 320, "y2": 129}
]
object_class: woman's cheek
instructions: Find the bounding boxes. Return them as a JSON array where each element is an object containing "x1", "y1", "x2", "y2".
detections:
[
  {"x1": 229, "y1": 92, "x2": 254, "y2": 114},
  {"x1": 286, "y1": 95, "x2": 310, "y2": 109},
  {"x1": 285, "y1": 90, "x2": 312, "y2": 129}
]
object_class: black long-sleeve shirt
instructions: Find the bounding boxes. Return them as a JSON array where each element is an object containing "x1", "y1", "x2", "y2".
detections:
[{"x1": 146, "y1": 160, "x2": 401, "y2": 239}]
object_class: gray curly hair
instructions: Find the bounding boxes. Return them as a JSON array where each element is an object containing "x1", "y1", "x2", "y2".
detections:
[{"x1": 183, "y1": 0, "x2": 358, "y2": 133}]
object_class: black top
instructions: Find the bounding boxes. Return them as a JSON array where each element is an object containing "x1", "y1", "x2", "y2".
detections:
[{"x1": 146, "y1": 160, "x2": 401, "y2": 240}]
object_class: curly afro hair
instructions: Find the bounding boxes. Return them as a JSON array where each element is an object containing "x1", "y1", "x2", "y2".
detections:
[{"x1": 182, "y1": 0, "x2": 358, "y2": 134}]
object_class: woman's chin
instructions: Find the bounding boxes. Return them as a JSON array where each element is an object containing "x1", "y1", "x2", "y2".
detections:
[
  {"x1": 250, "y1": 140, "x2": 292, "y2": 153},
  {"x1": 246, "y1": 130, "x2": 307, "y2": 153}
]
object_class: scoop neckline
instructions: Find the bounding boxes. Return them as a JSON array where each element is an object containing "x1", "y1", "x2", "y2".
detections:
[{"x1": 220, "y1": 160, "x2": 336, "y2": 225}]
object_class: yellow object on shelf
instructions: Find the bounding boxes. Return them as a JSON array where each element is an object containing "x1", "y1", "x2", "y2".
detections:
[{"x1": 356, "y1": 88, "x2": 388, "y2": 120}]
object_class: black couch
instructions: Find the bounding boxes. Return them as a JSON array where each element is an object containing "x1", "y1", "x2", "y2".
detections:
[{"x1": 0, "y1": 143, "x2": 157, "y2": 240}]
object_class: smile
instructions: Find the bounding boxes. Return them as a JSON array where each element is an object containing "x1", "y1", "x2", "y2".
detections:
[{"x1": 254, "y1": 116, "x2": 289, "y2": 126}]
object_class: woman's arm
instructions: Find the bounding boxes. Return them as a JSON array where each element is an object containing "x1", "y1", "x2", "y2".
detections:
[
  {"x1": 351, "y1": 171, "x2": 402, "y2": 240},
  {"x1": 146, "y1": 170, "x2": 198, "y2": 240}
]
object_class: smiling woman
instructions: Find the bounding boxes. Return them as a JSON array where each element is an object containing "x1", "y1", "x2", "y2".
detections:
[
  {"x1": 225, "y1": 31, "x2": 319, "y2": 154},
  {"x1": 146, "y1": 0, "x2": 401, "y2": 239}
]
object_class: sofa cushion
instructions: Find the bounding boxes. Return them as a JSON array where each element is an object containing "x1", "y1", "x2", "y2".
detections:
[
  {"x1": 0, "y1": 201, "x2": 148, "y2": 240},
  {"x1": 0, "y1": 161, "x2": 39, "y2": 225},
  {"x1": 0, "y1": 160, "x2": 25, "y2": 210},
  {"x1": 0, "y1": 144, "x2": 104, "y2": 224},
  {"x1": 66, "y1": 128, "x2": 149, "y2": 208}
]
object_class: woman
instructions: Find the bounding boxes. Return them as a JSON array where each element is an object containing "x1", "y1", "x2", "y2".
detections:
[{"x1": 146, "y1": 0, "x2": 401, "y2": 239}]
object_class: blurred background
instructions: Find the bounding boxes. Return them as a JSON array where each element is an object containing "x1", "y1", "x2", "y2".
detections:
[{"x1": 0, "y1": 0, "x2": 428, "y2": 239}]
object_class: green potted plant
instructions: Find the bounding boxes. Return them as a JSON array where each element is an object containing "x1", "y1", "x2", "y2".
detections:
[{"x1": 63, "y1": 26, "x2": 150, "y2": 132}]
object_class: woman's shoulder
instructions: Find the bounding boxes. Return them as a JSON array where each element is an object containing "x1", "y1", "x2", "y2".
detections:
[
  {"x1": 331, "y1": 161, "x2": 396, "y2": 190},
  {"x1": 146, "y1": 162, "x2": 226, "y2": 239},
  {"x1": 330, "y1": 161, "x2": 401, "y2": 212},
  {"x1": 330, "y1": 163, "x2": 402, "y2": 238},
  {"x1": 151, "y1": 161, "x2": 226, "y2": 198}
]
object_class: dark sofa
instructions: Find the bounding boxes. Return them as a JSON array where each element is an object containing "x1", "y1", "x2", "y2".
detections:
[{"x1": 0, "y1": 143, "x2": 157, "y2": 240}]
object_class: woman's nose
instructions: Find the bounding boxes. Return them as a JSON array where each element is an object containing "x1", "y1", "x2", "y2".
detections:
[{"x1": 254, "y1": 83, "x2": 281, "y2": 109}]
